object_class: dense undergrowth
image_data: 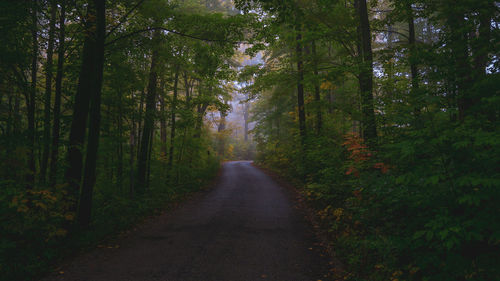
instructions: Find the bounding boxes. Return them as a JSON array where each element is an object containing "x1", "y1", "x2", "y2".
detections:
[
  {"x1": 0, "y1": 153, "x2": 219, "y2": 281},
  {"x1": 256, "y1": 109, "x2": 500, "y2": 281},
  {"x1": 240, "y1": 0, "x2": 500, "y2": 279}
]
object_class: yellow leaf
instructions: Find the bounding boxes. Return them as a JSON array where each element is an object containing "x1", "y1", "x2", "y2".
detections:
[
  {"x1": 320, "y1": 81, "x2": 335, "y2": 90},
  {"x1": 35, "y1": 202, "x2": 47, "y2": 210},
  {"x1": 64, "y1": 213, "x2": 75, "y2": 221},
  {"x1": 17, "y1": 205, "x2": 29, "y2": 213},
  {"x1": 54, "y1": 229, "x2": 67, "y2": 237}
]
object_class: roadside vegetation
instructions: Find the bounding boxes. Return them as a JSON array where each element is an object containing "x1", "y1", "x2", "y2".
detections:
[
  {"x1": 0, "y1": 0, "x2": 245, "y2": 279},
  {"x1": 0, "y1": 0, "x2": 498, "y2": 280},
  {"x1": 236, "y1": 0, "x2": 500, "y2": 280}
]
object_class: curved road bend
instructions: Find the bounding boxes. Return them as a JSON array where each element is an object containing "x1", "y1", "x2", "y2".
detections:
[{"x1": 45, "y1": 161, "x2": 329, "y2": 281}]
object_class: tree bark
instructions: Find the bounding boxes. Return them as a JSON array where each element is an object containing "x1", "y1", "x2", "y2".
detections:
[
  {"x1": 129, "y1": 116, "x2": 136, "y2": 196},
  {"x1": 311, "y1": 40, "x2": 322, "y2": 134},
  {"x1": 136, "y1": 89, "x2": 145, "y2": 161},
  {"x1": 406, "y1": 1, "x2": 421, "y2": 120},
  {"x1": 136, "y1": 31, "x2": 160, "y2": 193},
  {"x1": 169, "y1": 65, "x2": 180, "y2": 168},
  {"x1": 159, "y1": 82, "x2": 167, "y2": 159},
  {"x1": 473, "y1": 2, "x2": 492, "y2": 79},
  {"x1": 244, "y1": 102, "x2": 249, "y2": 141},
  {"x1": 194, "y1": 84, "x2": 209, "y2": 138},
  {"x1": 65, "y1": 0, "x2": 98, "y2": 215},
  {"x1": 295, "y1": 27, "x2": 306, "y2": 144},
  {"x1": 217, "y1": 107, "x2": 227, "y2": 157},
  {"x1": 146, "y1": 127, "x2": 153, "y2": 188},
  {"x1": 355, "y1": 0, "x2": 377, "y2": 147},
  {"x1": 78, "y1": 0, "x2": 106, "y2": 227},
  {"x1": 49, "y1": 0, "x2": 66, "y2": 187},
  {"x1": 448, "y1": 10, "x2": 472, "y2": 121},
  {"x1": 27, "y1": 0, "x2": 38, "y2": 189},
  {"x1": 184, "y1": 71, "x2": 191, "y2": 104},
  {"x1": 41, "y1": 0, "x2": 57, "y2": 184},
  {"x1": 116, "y1": 90, "x2": 124, "y2": 191}
]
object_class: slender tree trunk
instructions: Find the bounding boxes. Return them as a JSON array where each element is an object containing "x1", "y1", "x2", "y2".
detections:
[
  {"x1": 217, "y1": 107, "x2": 227, "y2": 157},
  {"x1": 311, "y1": 40, "x2": 322, "y2": 134},
  {"x1": 78, "y1": 0, "x2": 106, "y2": 227},
  {"x1": 449, "y1": 12, "x2": 472, "y2": 121},
  {"x1": 295, "y1": 27, "x2": 306, "y2": 144},
  {"x1": 177, "y1": 127, "x2": 188, "y2": 164},
  {"x1": 159, "y1": 83, "x2": 167, "y2": 160},
  {"x1": 27, "y1": 0, "x2": 38, "y2": 189},
  {"x1": 473, "y1": 2, "x2": 492, "y2": 79},
  {"x1": 355, "y1": 0, "x2": 377, "y2": 147},
  {"x1": 117, "y1": 90, "x2": 124, "y2": 191},
  {"x1": 6, "y1": 93, "x2": 12, "y2": 138},
  {"x1": 49, "y1": 1, "x2": 66, "y2": 187},
  {"x1": 146, "y1": 128, "x2": 153, "y2": 189},
  {"x1": 407, "y1": 2, "x2": 420, "y2": 118},
  {"x1": 41, "y1": 0, "x2": 57, "y2": 184},
  {"x1": 129, "y1": 117, "x2": 136, "y2": 196},
  {"x1": 136, "y1": 89, "x2": 145, "y2": 161},
  {"x1": 194, "y1": 84, "x2": 209, "y2": 138},
  {"x1": 169, "y1": 65, "x2": 180, "y2": 167},
  {"x1": 137, "y1": 31, "x2": 160, "y2": 193},
  {"x1": 65, "y1": 0, "x2": 98, "y2": 215},
  {"x1": 244, "y1": 102, "x2": 249, "y2": 141},
  {"x1": 184, "y1": 72, "x2": 191, "y2": 104}
]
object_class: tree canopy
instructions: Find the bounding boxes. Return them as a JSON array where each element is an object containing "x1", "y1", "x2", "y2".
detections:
[{"x1": 0, "y1": 0, "x2": 499, "y2": 280}]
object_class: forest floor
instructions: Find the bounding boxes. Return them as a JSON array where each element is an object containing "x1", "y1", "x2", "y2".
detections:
[{"x1": 43, "y1": 161, "x2": 331, "y2": 281}]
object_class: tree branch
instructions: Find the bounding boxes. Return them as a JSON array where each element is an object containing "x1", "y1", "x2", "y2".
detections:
[
  {"x1": 104, "y1": 26, "x2": 244, "y2": 46},
  {"x1": 106, "y1": 0, "x2": 147, "y2": 38}
]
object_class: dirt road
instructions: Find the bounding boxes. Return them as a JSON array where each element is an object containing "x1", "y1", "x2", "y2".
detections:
[{"x1": 44, "y1": 161, "x2": 328, "y2": 281}]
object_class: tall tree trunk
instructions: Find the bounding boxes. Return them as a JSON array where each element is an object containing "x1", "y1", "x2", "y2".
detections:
[
  {"x1": 78, "y1": 0, "x2": 106, "y2": 227},
  {"x1": 27, "y1": 0, "x2": 38, "y2": 189},
  {"x1": 136, "y1": 32, "x2": 160, "y2": 193},
  {"x1": 41, "y1": 0, "x2": 57, "y2": 184},
  {"x1": 449, "y1": 10, "x2": 472, "y2": 121},
  {"x1": 473, "y1": 3, "x2": 492, "y2": 79},
  {"x1": 65, "y1": 0, "x2": 99, "y2": 215},
  {"x1": 136, "y1": 89, "x2": 145, "y2": 161},
  {"x1": 184, "y1": 72, "x2": 191, "y2": 104},
  {"x1": 295, "y1": 27, "x2": 306, "y2": 144},
  {"x1": 168, "y1": 65, "x2": 180, "y2": 168},
  {"x1": 116, "y1": 90, "x2": 124, "y2": 191},
  {"x1": 6, "y1": 92, "x2": 12, "y2": 138},
  {"x1": 146, "y1": 128, "x2": 153, "y2": 189},
  {"x1": 244, "y1": 102, "x2": 249, "y2": 141},
  {"x1": 407, "y1": 2, "x2": 420, "y2": 117},
  {"x1": 194, "y1": 103, "x2": 209, "y2": 138},
  {"x1": 49, "y1": 1, "x2": 66, "y2": 187},
  {"x1": 217, "y1": 108, "x2": 227, "y2": 157},
  {"x1": 129, "y1": 117, "x2": 136, "y2": 196},
  {"x1": 194, "y1": 84, "x2": 209, "y2": 138},
  {"x1": 159, "y1": 83, "x2": 167, "y2": 160},
  {"x1": 355, "y1": 0, "x2": 377, "y2": 147},
  {"x1": 311, "y1": 40, "x2": 322, "y2": 134}
]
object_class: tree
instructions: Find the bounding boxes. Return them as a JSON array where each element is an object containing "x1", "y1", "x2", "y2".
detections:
[
  {"x1": 49, "y1": 0, "x2": 66, "y2": 186},
  {"x1": 136, "y1": 29, "x2": 160, "y2": 193},
  {"x1": 27, "y1": 0, "x2": 38, "y2": 189},
  {"x1": 40, "y1": 0, "x2": 57, "y2": 184},
  {"x1": 354, "y1": 0, "x2": 377, "y2": 146}
]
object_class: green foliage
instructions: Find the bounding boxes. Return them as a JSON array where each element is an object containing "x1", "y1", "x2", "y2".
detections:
[
  {"x1": 0, "y1": 0, "x2": 246, "y2": 279},
  {"x1": 244, "y1": 0, "x2": 500, "y2": 280}
]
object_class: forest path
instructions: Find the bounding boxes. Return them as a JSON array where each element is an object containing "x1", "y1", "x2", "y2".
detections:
[{"x1": 44, "y1": 161, "x2": 329, "y2": 281}]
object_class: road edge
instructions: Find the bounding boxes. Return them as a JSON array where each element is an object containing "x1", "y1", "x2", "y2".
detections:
[{"x1": 251, "y1": 162, "x2": 346, "y2": 281}]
